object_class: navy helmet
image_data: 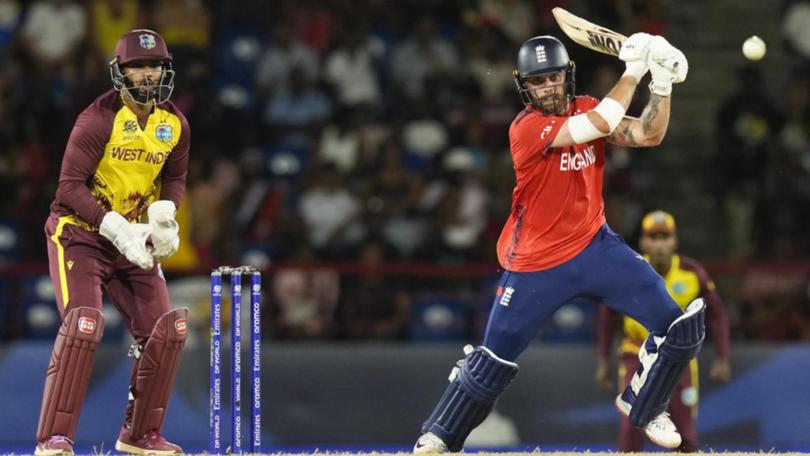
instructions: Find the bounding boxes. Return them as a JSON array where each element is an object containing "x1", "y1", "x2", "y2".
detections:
[{"x1": 513, "y1": 36, "x2": 576, "y2": 109}]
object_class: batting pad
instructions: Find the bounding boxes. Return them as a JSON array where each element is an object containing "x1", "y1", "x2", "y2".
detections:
[
  {"x1": 422, "y1": 346, "x2": 518, "y2": 452},
  {"x1": 129, "y1": 307, "x2": 188, "y2": 439},
  {"x1": 628, "y1": 298, "x2": 705, "y2": 427},
  {"x1": 37, "y1": 307, "x2": 105, "y2": 442}
]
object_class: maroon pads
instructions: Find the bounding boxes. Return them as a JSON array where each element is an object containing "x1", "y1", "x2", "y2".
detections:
[
  {"x1": 36, "y1": 307, "x2": 105, "y2": 442},
  {"x1": 128, "y1": 307, "x2": 188, "y2": 440}
]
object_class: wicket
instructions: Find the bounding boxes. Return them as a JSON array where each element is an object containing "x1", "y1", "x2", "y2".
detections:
[{"x1": 209, "y1": 266, "x2": 262, "y2": 454}]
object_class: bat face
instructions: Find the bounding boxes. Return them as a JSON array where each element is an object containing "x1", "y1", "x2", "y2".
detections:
[{"x1": 552, "y1": 7, "x2": 628, "y2": 57}]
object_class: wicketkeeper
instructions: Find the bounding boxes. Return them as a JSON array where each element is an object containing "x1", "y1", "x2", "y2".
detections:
[{"x1": 35, "y1": 29, "x2": 189, "y2": 456}]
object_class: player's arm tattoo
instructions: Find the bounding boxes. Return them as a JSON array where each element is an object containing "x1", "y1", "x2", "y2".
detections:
[
  {"x1": 609, "y1": 120, "x2": 638, "y2": 146},
  {"x1": 641, "y1": 95, "x2": 663, "y2": 134}
]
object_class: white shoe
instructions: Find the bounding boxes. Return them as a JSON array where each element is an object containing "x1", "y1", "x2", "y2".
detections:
[
  {"x1": 413, "y1": 432, "x2": 448, "y2": 454},
  {"x1": 615, "y1": 394, "x2": 682, "y2": 449},
  {"x1": 645, "y1": 411, "x2": 682, "y2": 449}
]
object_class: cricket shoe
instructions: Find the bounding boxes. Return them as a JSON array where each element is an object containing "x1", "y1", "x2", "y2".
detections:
[
  {"x1": 413, "y1": 432, "x2": 448, "y2": 453},
  {"x1": 35, "y1": 435, "x2": 74, "y2": 456},
  {"x1": 615, "y1": 393, "x2": 681, "y2": 449},
  {"x1": 115, "y1": 423, "x2": 182, "y2": 455}
]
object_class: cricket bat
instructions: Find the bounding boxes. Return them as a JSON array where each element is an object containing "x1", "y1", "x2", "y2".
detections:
[{"x1": 551, "y1": 7, "x2": 628, "y2": 57}]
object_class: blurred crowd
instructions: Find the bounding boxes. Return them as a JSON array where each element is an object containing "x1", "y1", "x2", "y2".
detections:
[{"x1": 0, "y1": 0, "x2": 809, "y2": 343}]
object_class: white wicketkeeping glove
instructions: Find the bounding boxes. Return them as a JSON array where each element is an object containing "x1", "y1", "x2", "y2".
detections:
[
  {"x1": 99, "y1": 211, "x2": 154, "y2": 269},
  {"x1": 647, "y1": 36, "x2": 688, "y2": 96},
  {"x1": 619, "y1": 32, "x2": 653, "y2": 83},
  {"x1": 147, "y1": 200, "x2": 179, "y2": 259}
]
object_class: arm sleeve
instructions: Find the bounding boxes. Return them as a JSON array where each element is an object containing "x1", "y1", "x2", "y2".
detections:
[
  {"x1": 595, "y1": 304, "x2": 619, "y2": 358},
  {"x1": 54, "y1": 108, "x2": 112, "y2": 227},
  {"x1": 693, "y1": 261, "x2": 731, "y2": 359},
  {"x1": 159, "y1": 112, "x2": 190, "y2": 206}
]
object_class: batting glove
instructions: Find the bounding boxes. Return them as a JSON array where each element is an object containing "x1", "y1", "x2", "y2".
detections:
[
  {"x1": 647, "y1": 36, "x2": 688, "y2": 96},
  {"x1": 99, "y1": 211, "x2": 154, "y2": 269},
  {"x1": 619, "y1": 32, "x2": 653, "y2": 83},
  {"x1": 147, "y1": 200, "x2": 180, "y2": 259}
]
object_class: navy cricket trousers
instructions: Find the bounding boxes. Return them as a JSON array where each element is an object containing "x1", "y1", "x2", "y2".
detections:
[{"x1": 483, "y1": 224, "x2": 683, "y2": 361}]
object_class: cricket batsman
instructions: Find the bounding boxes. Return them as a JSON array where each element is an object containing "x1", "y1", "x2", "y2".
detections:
[
  {"x1": 35, "y1": 29, "x2": 189, "y2": 456},
  {"x1": 414, "y1": 33, "x2": 701, "y2": 453}
]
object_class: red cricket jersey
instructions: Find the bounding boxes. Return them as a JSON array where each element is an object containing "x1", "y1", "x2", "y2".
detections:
[{"x1": 497, "y1": 96, "x2": 606, "y2": 272}]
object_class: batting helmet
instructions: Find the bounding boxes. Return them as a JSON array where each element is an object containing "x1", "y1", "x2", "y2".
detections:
[
  {"x1": 109, "y1": 29, "x2": 175, "y2": 105},
  {"x1": 513, "y1": 36, "x2": 576, "y2": 109}
]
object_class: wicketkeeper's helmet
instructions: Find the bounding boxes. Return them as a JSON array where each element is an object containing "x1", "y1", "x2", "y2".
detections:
[{"x1": 109, "y1": 29, "x2": 175, "y2": 105}]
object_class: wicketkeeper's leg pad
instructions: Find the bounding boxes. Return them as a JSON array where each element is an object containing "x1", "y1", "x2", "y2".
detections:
[
  {"x1": 422, "y1": 345, "x2": 519, "y2": 452},
  {"x1": 127, "y1": 307, "x2": 188, "y2": 440},
  {"x1": 37, "y1": 307, "x2": 105, "y2": 442},
  {"x1": 625, "y1": 298, "x2": 705, "y2": 427}
]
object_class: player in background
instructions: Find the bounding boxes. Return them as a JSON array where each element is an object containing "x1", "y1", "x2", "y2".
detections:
[
  {"x1": 595, "y1": 210, "x2": 731, "y2": 452},
  {"x1": 413, "y1": 33, "x2": 697, "y2": 453},
  {"x1": 35, "y1": 29, "x2": 189, "y2": 456}
]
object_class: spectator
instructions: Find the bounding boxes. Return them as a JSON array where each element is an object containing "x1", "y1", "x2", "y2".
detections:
[
  {"x1": 368, "y1": 140, "x2": 427, "y2": 258},
  {"x1": 289, "y1": 0, "x2": 335, "y2": 53},
  {"x1": 20, "y1": 0, "x2": 86, "y2": 72},
  {"x1": 390, "y1": 16, "x2": 458, "y2": 100},
  {"x1": 714, "y1": 65, "x2": 784, "y2": 258},
  {"x1": 316, "y1": 107, "x2": 362, "y2": 173},
  {"x1": 255, "y1": 20, "x2": 318, "y2": 97},
  {"x1": 265, "y1": 65, "x2": 332, "y2": 146},
  {"x1": 324, "y1": 21, "x2": 384, "y2": 109},
  {"x1": 338, "y1": 241, "x2": 411, "y2": 340},
  {"x1": 0, "y1": 0, "x2": 20, "y2": 57},
  {"x1": 297, "y1": 164, "x2": 365, "y2": 257},
  {"x1": 782, "y1": 0, "x2": 810, "y2": 78},
  {"x1": 477, "y1": 0, "x2": 535, "y2": 45},
  {"x1": 150, "y1": 0, "x2": 212, "y2": 61},
  {"x1": 88, "y1": 0, "x2": 143, "y2": 58},
  {"x1": 272, "y1": 246, "x2": 340, "y2": 340}
]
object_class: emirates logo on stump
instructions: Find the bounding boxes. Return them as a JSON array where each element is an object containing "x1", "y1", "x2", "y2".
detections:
[{"x1": 78, "y1": 317, "x2": 96, "y2": 334}]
